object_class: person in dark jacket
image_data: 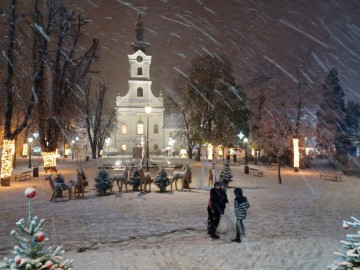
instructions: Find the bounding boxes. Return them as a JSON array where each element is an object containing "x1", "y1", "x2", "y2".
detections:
[
  {"x1": 232, "y1": 187, "x2": 250, "y2": 243},
  {"x1": 207, "y1": 182, "x2": 228, "y2": 239}
]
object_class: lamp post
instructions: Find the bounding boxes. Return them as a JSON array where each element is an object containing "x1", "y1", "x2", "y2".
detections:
[
  {"x1": 28, "y1": 137, "x2": 33, "y2": 168},
  {"x1": 105, "y1": 138, "x2": 111, "y2": 156},
  {"x1": 244, "y1": 137, "x2": 248, "y2": 165},
  {"x1": 145, "y1": 104, "x2": 152, "y2": 172},
  {"x1": 71, "y1": 140, "x2": 75, "y2": 159}
]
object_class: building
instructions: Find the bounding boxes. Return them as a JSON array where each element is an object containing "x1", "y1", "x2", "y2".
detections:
[{"x1": 113, "y1": 15, "x2": 184, "y2": 157}]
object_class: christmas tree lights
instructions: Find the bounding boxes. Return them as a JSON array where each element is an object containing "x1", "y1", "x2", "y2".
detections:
[{"x1": 0, "y1": 187, "x2": 73, "y2": 270}]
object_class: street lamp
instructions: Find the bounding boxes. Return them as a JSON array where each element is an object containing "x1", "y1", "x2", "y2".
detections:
[
  {"x1": 71, "y1": 140, "x2": 75, "y2": 159},
  {"x1": 28, "y1": 137, "x2": 33, "y2": 168},
  {"x1": 145, "y1": 104, "x2": 152, "y2": 172},
  {"x1": 244, "y1": 137, "x2": 248, "y2": 165},
  {"x1": 105, "y1": 137, "x2": 111, "y2": 156}
]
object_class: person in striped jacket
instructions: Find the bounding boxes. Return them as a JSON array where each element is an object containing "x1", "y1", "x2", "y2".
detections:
[{"x1": 232, "y1": 187, "x2": 250, "y2": 243}]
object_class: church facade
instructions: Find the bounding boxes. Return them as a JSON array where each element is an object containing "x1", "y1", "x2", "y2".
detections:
[{"x1": 112, "y1": 15, "x2": 183, "y2": 157}]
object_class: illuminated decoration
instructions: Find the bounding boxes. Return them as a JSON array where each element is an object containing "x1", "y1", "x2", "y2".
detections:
[
  {"x1": 22, "y1": 143, "x2": 29, "y2": 156},
  {"x1": 293, "y1": 138, "x2": 300, "y2": 169},
  {"x1": 207, "y1": 144, "x2": 213, "y2": 160},
  {"x1": 218, "y1": 145, "x2": 223, "y2": 157},
  {"x1": 1, "y1": 139, "x2": 15, "y2": 185},
  {"x1": 252, "y1": 148, "x2": 255, "y2": 156},
  {"x1": 180, "y1": 149, "x2": 187, "y2": 157},
  {"x1": 43, "y1": 151, "x2": 57, "y2": 169}
]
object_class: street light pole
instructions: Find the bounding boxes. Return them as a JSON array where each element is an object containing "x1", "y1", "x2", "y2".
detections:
[
  {"x1": 145, "y1": 105, "x2": 152, "y2": 172},
  {"x1": 244, "y1": 137, "x2": 248, "y2": 165},
  {"x1": 28, "y1": 137, "x2": 33, "y2": 168},
  {"x1": 71, "y1": 140, "x2": 75, "y2": 159}
]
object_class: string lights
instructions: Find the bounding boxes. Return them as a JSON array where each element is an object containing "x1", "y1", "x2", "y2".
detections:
[{"x1": 1, "y1": 139, "x2": 15, "y2": 184}]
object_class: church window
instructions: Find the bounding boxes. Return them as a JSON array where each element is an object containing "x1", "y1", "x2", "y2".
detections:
[
  {"x1": 121, "y1": 124, "x2": 127, "y2": 134},
  {"x1": 137, "y1": 87, "x2": 143, "y2": 97},
  {"x1": 153, "y1": 144, "x2": 159, "y2": 150},
  {"x1": 137, "y1": 67, "x2": 143, "y2": 75},
  {"x1": 137, "y1": 122, "x2": 144, "y2": 135},
  {"x1": 154, "y1": 123, "x2": 159, "y2": 134}
]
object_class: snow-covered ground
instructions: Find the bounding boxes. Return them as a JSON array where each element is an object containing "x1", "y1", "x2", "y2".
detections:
[{"x1": 0, "y1": 157, "x2": 357, "y2": 270}]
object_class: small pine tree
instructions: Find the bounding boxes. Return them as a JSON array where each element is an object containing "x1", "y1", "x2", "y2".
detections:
[
  {"x1": 94, "y1": 169, "x2": 112, "y2": 196},
  {"x1": 218, "y1": 161, "x2": 233, "y2": 189},
  {"x1": 329, "y1": 216, "x2": 360, "y2": 270},
  {"x1": 153, "y1": 169, "x2": 170, "y2": 192},
  {"x1": 54, "y1": 173, "x2": 65, "y2": 197},
  {"x1": 129, "y1": 169, "x2": 141, "y2": 191},
  {"x1": 0, "y1": 187, "x2": 73, "y2": 270}
]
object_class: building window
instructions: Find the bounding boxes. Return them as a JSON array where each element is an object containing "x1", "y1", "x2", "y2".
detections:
[
  {"x1": 153, "y1": 144, "x2": 159, "y2": 150},
  {"x1": 154, "y1": 123, "x2": 159, "y2": 134},
  {"x1": 121, "y1": 144, "x2": 127, "y2": 151},
  {"x1": 137, "y1": 67, "x2": 142, "y2": 75},
  {"x1": 137, "y1": 87, "x2": 143, "y2": 97},
  {"x1": 121, "y1": 124, "x2": 127, "y2": 134},
  {"x1": 137, "y1": 122, "x2": 144, "y2": 135}
]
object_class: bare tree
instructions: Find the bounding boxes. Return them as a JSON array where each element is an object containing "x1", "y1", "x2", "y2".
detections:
[
  {"x1": 32, "y1": 2, "x2": 98, "y2": 171},
  {"x1": 248, "y1": 63, "x2": 316, "y2": 184},
  {"x1": 0, "y1": 0, "x2": 49, "y2": 186},
  {"x1": 84, "y1": 80, "x2": 116, "y2": 159}
]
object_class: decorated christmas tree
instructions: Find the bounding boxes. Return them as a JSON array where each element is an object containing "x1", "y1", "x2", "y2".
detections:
[
  {"x1": 128, "y1": 169, "x2": 141, "y2": 191},
  {"x1": 329, "y1": 216, "x2": 360, "y2": 270},
  {"x1": 218, "y1": 161, "x2": 233, "y2": 189},
  {"x1": 0, "y1": 187, "x2": 73, "y2": 270},
  {"x1": 153, "y1": 169, "x2": 170, "y2": 192},
  {"x1": 94, "y1": 169, "x2": 112, "y2": 196}
]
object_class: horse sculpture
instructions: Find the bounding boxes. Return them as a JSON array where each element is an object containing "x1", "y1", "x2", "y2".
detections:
[
  {"x1": 140, "y1": 168, "x2": 153, "y2": 192},
  {"x1": 171, "y1": 164, "x2": 192, "y2": 191},
  {"x1": 73, "y1": 167, "x2": 88, "y2": 199},
  {"x1": 45, "y1": 174, "x2": 75, "y2": 202},
  {"x1": 111, "y1": 166, "x2": 130, "y2": 192}
]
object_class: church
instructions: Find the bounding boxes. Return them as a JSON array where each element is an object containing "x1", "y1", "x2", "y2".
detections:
[{"x1": 113, "y1": 15, "x2": 184, "y2": 157}]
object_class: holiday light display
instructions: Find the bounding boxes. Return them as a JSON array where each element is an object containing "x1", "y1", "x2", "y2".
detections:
[
  {"x1": 1, "y1": 139, "x2": 15, "y2": 185},
  {"x1": 43, "y1": 151, "x2": 57, "y2": 169},
  {"x1": 293, "y1": 138, "x2": 299, "y2": 169}
]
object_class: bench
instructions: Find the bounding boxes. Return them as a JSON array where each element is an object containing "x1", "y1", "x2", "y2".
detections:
[
  {"x1": 98, "y1": 163, "x2": 114, "y2": 170},
  {"x1": 267, "y1": 163, "x2": 278, "y2": 170},
  {"x1": 15, "y1": 171, "x2": 32, "y2": 182},
  {"x1": 249, "y1": 168, "x2": 263, "y2": 177},
  {"x1": 320, "y1": 171, "x2": 342, "y2": 182}
]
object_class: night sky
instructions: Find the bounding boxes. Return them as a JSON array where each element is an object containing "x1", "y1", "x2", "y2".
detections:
[{"x1": 73, "y1": 0, "x2": 360, "y2": 105}]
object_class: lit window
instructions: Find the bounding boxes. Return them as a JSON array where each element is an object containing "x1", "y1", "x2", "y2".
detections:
[
  {"x1": 137, "y1": 87, "x2": 143, "y2": 97},
  {"x1": 154, "y1": 123, "x2": 159, "y2": 134},
  {"x1": 121, "y1": 144, "x2": 127, "y2": 151},
  {"x1": 121, "y1": 124, "x2": 127, "y2": 134},
  {"x1": 137, "y1": 123, "x2": 144, "y2": 135}
]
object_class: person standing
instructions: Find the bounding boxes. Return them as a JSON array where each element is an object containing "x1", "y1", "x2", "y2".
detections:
[
  {"x1": 207, "y1": 182, "x2": 228, "y2": 239},
  {"x1": 232, "y1": 187, "x2": 250, "y2": 243}
]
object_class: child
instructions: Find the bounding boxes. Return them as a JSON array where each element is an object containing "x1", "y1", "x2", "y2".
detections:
[{"x1": 232, "y1": 187, "x2": 250, "y2": 243}]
